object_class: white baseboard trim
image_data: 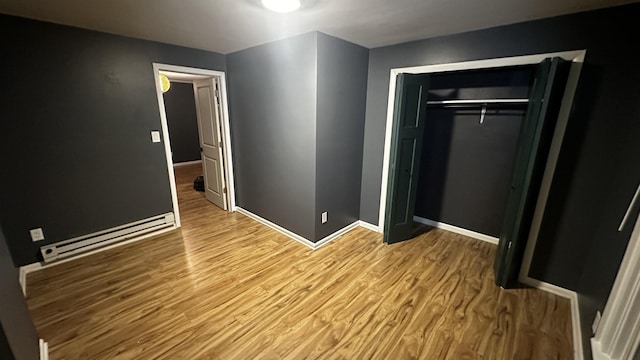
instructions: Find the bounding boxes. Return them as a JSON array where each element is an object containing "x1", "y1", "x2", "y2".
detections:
[
  {"x1": 236, "y1": 207, "x2": 315, "y2": 248},
  {"x1": 19, "y1": 266, "x2": 28, "y2": 296},
  {"x1": 315, "y1": 222, "x2": 360, "y2": 250},
  {"x1": 173, "y1": 160, "x2": 202, "y2": 167},
  {"x1": 521, "y1": 276, "x2": 584, "y2": 360},
  {"x1": 19, "y1": 262, "x2": 43, "y2": 297},
  {"x1": 39, "y1": 339, "x2": 49, "y2": 360},
  {"x1": 358, "y1": 220, "x2": 381, "y2": 233},
  {"x1": 590, "y1": 339, "x2": 610, "y2": 360},
  {"x1": 413, "y1": 216, "x2": 499, "y2": 245},
  {"x1": 236, "y1": 207, "x2": 358, "y2": 250},
  {"x1": 18, "y1": 225, "x2": 177, "y2": 296}
]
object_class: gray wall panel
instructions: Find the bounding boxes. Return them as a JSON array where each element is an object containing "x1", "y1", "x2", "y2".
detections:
[
  {"x1": 163, "y1": 82, "x2": 201, "y2": 163},
  {"x1": 0, "y1": 325, "x2": 14, "y2": 360},
  {"x1": 0, "y1": 15, "x2": 226, "y2": 266},
  {"x1": 315, "y1": 33, "x2": 369, "y2": 241},
  {"x1": 227, "y1": 33, "x2": 318, "y2": 240}
]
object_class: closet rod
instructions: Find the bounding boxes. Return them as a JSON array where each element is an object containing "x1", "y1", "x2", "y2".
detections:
[{"x1": 427, "y1": 99, "x2": 529, "y2": 106}]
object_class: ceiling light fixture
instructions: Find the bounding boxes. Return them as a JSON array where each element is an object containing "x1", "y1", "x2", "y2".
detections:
[{"x1": 261, "y1": 0, "x2": 302, "y2": 13}]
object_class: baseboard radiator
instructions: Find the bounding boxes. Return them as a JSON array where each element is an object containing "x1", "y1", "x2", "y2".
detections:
[{"x1": 40, "y1": 213, "x2": 175, "y2": 262}]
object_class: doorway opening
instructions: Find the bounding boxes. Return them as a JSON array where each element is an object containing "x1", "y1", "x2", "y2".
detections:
[{"x1": 152, "y1": 64, "x2": 236, "y2": 227}]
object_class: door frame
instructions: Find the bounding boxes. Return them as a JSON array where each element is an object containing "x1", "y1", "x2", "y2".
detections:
[
  {"x1": 152, "y1": 63, "x2": 237, "y2": 227},
  {"x1": 591, "y1": 188, "x2": 640, "y2": 360}
]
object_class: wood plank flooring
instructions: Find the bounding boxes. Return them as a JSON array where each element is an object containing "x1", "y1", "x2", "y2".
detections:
[{"x1": 26, "y1": 163, "x2": 573, "y2": 359}]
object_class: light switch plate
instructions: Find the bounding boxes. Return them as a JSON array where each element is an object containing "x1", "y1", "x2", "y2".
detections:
[
  {"x1": 30, "y1": 228, "x2": 45, "y2": 242},
  {"x1": 151, "y1": 131, "x2": 161, "y2": 143}
]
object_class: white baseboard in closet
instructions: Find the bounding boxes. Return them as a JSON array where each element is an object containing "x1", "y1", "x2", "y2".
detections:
[{"x1": 413, "y1": 216, "x2": 499, "y2": 245}]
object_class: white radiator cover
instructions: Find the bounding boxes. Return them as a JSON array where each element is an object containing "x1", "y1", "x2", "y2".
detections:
[{"x1": 40, "y1": 213, "x2": 175, "y2": 262}]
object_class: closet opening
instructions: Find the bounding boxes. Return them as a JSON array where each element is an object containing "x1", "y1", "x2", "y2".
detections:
[
  {"x1": 379, "y1": 51, "x2": 585, "y2": 289},
  {"x1": 415, "y1": 65, "x2": 535, "y2": 242}
]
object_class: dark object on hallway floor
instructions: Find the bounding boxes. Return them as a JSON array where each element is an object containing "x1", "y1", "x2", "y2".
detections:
[{"x1": 193, "y1": 176, "x2": 204, "y2": 192}]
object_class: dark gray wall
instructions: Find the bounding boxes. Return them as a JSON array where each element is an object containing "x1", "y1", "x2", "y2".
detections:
[
  {"x1": 0, "y1": 325, "x2": 14, "y2": 360},
  {"x1": 227, "y1": 33, "x2": 318, "y2": 240},
  {"x1": 315, "y1": 33, "x2": 369, "y2": 241},
  {"x1": 416, "y1": 109, "x2": 524, "y2": 237},
  {"x1": 163, "y1": 82, "x2": 201, "y2": 163},
  {"x1": 415, "y1": 67, "x2": 533, "y2": 237},
  {"x1": 0, "y1": 15, "x2": 225, "y2": 266},
  {"x1": 358, "y1": 4, "x2": 640, "y2": 356},
  {"x1": 0, "y1": 229, "x2": 39, "y2": 360}
]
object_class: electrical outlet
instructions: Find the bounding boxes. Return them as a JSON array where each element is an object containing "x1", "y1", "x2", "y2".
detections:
[
  {"x1": 321, "y1": 212, "x2": 328, "y2": 224},
  {"x1": 592, "y1": 310, "x2": 602, "y2": 335},
  {"x1": 30, "y1": 228, "x2": 45, "y2": 242}
]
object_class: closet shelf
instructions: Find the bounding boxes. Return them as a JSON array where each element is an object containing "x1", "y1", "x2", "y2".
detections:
[{"x1": 427, "y1": 99, "x2": 529, "y2": 106}]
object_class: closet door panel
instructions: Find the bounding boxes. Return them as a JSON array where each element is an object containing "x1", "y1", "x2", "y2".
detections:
[
  {"x1": 494, "y1": 57, "x2": 571, "y2": 288},
  {"x1": 384, "y1": 73, "x2": 431, "y2": 244}
]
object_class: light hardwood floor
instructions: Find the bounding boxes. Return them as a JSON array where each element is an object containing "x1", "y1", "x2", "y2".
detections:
[{"x1": 26, "y1": 164, "x2": 573, "y2": 359}]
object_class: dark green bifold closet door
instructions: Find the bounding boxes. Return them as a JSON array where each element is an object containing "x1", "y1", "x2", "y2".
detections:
[
  {"x1": 384, "y1": 74, "x2": 430, "y2": 244},
  {"x1": 494, "y1": 57, "x2": 571, "y2": 288}
]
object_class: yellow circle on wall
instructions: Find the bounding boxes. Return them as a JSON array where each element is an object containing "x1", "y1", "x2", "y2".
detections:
[{"x1": 159, "y1": 74, "x2": 171, "y2": 93}]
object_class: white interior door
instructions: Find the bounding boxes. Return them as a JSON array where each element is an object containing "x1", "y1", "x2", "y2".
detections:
[{"x1": 194, "y1": 78, "x2": 227, "y2": 210}]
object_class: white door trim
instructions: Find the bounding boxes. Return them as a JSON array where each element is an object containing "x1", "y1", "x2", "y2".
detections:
[
  {"x1": 591, "y1": 209, "x2": 640, "y2": 360},
  {"x1": 152, "y1": 63, "x2": 237, "y2": 227}
]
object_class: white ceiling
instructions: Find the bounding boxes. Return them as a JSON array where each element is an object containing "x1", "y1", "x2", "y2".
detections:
[{"x1": 0, "y1": 0, "x2": 635, "y2": 54}]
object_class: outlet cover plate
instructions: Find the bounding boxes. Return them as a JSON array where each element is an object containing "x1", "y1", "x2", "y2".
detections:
[
  {"x1": 30, "y1": 228, "x2": 45, "y2": 242},
  {"x1": 151, "y1": 131, "x2": 161, "y2": 143},
  {"x1": 321, "y1": 212, "x2": 328, "y2": 224}
]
